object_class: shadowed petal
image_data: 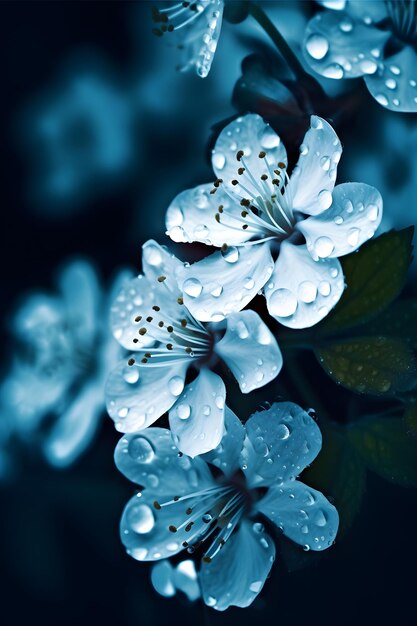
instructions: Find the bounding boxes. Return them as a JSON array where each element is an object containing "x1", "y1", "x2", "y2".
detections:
[
  {"x1": 265, "y1": 242, "x2": 345, "y2": 329},
  {"x1": 202, "y1": 406, "x2": 245, "y2": 476},
  {"x1": 169, "y1": 369, "x2": 225, "y2": 457},
  {"x1": 257, "y1": 481, "x2": 339, "y2": 551},
  {"x1": 58, "y1": 260, "x2": 100, "y2": 341},
  {"x1": 200, "y1": 519, "x2": 275, "y2": 611},
  {"x1": 287, "y1": 116, "x2": 342, "y2": 216},
  {"x1": 215, "y1": 310, "x2": 282, "y2": 393},
  {"x1": 365, "y1": 46, "x2": 417, "y2": 112},
  {"x1": 241, "y1": 402, "x2": 322, "y2": 487},
  {"x1": 106, "y1": 357, "x2": 187, "y2": 432},
  {"x1": 176, "y1": 243, "x2": 274, "y2": 322},
  {"x1": 297, "y1": 183, "x2": 383, "y2": 259}
]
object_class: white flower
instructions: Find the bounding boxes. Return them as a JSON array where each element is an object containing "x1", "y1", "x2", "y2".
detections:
[
  {"x1": 106, "y1": 239, "x2": 282, "y2": 457},
  {"x1": 152, "y1": 1, "x2": 224, "y2": 78},
  {"x1": 115, "y1": 402, "x2": 339, "y2": 610},
  {"x1": 166, "y1": 113, "x2": 383, "y2": 328}
]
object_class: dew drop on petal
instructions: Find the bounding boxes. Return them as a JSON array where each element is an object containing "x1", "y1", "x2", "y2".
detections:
[
  {"x1": 236, "y1": 320, "x2": 249, "y2": 339},
  {"x1": 249, "y1": 581, "x2": 263, "y2": 593},
  {"x1": 375, "y1": 93, "x2": 389, "y2": 106},
  {"x1": 221, "y1": 246, "x2": 239, "y2": 263},
  {"x1": 318, "y1": 189, "x2": 333, "y2": 210},
  {"x1": 212, "y1": 152, "x2": 226, "y2": 170},
  {"x1": 347, "y1": 227, "x2": 360, "y2": 246},
  {"x1": 306, "y1": 34, "x2": 329, "y2": 60},
  {"x1": 215, "y1": 395, "x2": 224, "y2": 410},
  {"x1": 177, "y1": 403, "x2": 191, "y2": 420},
  {"x1": 268, "y1": 288, "x2": 298, "y2": 318},
  {"x1": 260, "y1": 126, "x2": 280, "y2": 149},
  {"x1": 183, "y1": 277, "x2": 203, "y2": 298},
  {"x1": 210, "y1": 284, "x2": 223, "y2": 297},
  {"x1": 128, "y1": 504, "x2": 155, "y2": 534},
  {"x1": 128, "y1": 436, "x2": 155, "y2": 463},
  {"x1": 367, "y1": 204, "x2": 379, "y2": 221},
  {"x1": 203, "y1": 405, "x2": 211, "y2": 416},
  {"x1": 123, "y1": 366, "x2": 140, "y2": 384},
  {"x1": 298, "y1": 281, "x2": 317, "y2": 304},
  {"x1": 322, "y1": 63, "x2": 344, "y2": 79},
  {"x1": 385, "y1": 78, "x2": 396, "y2": 90},
  {"x1": 244, "y1": 277, "x2": 255, "y2": 290},
  {"x1": 314, "y1": 236, "x2": 335, "y2": 258},
  {"x1": 360, "y1": 59, "x2": 377, "y2": 74},
  {"x1": 276, "y1": 424, "x2": 290, "y2": 440},
  {"x1": 318, "y1": 281, "x2": 331, "y2": 296},
  {"x1": 168, "y1": 376, "x2": 185, "y2": 397}
]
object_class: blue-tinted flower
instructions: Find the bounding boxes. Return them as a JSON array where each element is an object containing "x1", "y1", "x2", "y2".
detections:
[
  {"x1": 106, "y1": 239, "x2": 282, "y2": 457},
  {"x1": 151, "y1": 559, "x2": 200, "y2": 602},
  {"x1": 304, "y1": 0, "x2": 417, "y2": 112},
  {"x1": 23, "y1": 65, "x2": 135, "y2": 214},
  {"x1": 0, "y1": 260, "x2": 125, "y2": 468},
  {"x1": 166, "y1": 113, "x2": 382, "y2": 329},
  {"x1": 115, "y1": 402, "x2": 339, "y2": 610},
  {"x1": 151, "y1": 1, "x2": 224, "y2": 78}
]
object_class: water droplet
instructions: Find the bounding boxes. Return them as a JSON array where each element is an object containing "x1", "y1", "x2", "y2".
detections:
[
  {"x1": 323, "y1": 63, "x2": 344, "y2": 79},
  {"x1": 318, "y1": 189, "x2": 333, "y2": 210},
  {"x1": 123, "y1": 366, "x2": 140, "y2": 384},
  {"x1": 276, "y1": 424, "x2": 290, "y2": 440},
  {"x1": 314, "y1": 510, "x2": 327, "y2": 527},
  {"x1": 212, "y1": 152, "x2": 225, "y2": 170},
  {"x1": 303, "y1": 544, "x2": 310, "y2": 551},
  {"x1": 128, "y1": 504, "x2": 155, "y2": 534},
  {"x1": 167, "y1": 541, "x2": 179, "y2": 551},
  {"x1": 268, "y1": 288, "x2": 298, "y2": 318},
  {"x1": 144, "y1": 246, "x2": 162, "y2": 267},
  {"x1": 260, "y1": 126, "x2": 280, "y2": 149},
  {"x1": 330, "y1": 267, "x2": 339, "y2": 278},
  {"x1": 249, "y1": 581, "x2": 262, "y2": 593},
  {"x1": 244, "y1": 277, "x2": 255, "y2": 290},
  {"x1": 169, "y1": 376, "x2": 185, "y2": 397},
  {"x1": 128, "y1": 436, "x2": 155, "y2": 463},
  {"x1": 236, "y1": 320, "x2": 249, "y2": 339},
  {"x1": 311, "y1": 116, "x2": 324, "y2": 130},
  {"x1": 334, "y1": 215, "x2": 344, "y2": 225},
  {"x1": 298, "y1": 281, "x2": 317, "y2": 304},
  {"x1": 385, "y1": 78, "x2": 396, "y2": 90},
  {"x1": 215, "y1": 395, "x2": 224, "y2": 410},
  {"x1": 118, "y1": 407, "x2": 129, "y2": 419},
  {"x1": 375, "y1": 93, "x2": 388, "y2": 107},
  {"x1": 169, "y1": 206, "x2": 183, "y2": 226},
  {"x1": 194, "y1": 224, "x2": 209, "y2": 239},
  {"x1": 256, "y1": 371, "x2": 264, "y2": 383},
  {"x1": 320, "y1": 155, "x2": 330, "y2": 171},
  {"x1": 177, "y1": 404, "x2": 191, "y2": 420},
  {"x1": 210, "y1": 284, "x2": 223, "y2": 297},
  {"x1": 300, "y1": 143, "x2": 309, "y2": 156},
  {"x1": 301, "y1": 525, "x2": 309, "y2": 534},
  {"x1": 147, "y1": 474, "x2": 159, "y2": 488},
  {"x1": 206, "y1": 596, "x2": 217, "y2": 607},
  {"x1": 314, "y1": 236, "x2": 335, "y2": 258},
  {"x1": 360, "y1": 59, "x2": 377, "y2": 74},
  {"x1": 390, "y1": 65, "x2": 401, "y2": 75},
  {"x1": 318, "y1": 281, "x2": 331, "y2": 297},
  {"x1": 367, "y1": 204, "x2": 379, "y2": 221},
  {"x1": 306, "y1": 34, "x2": 329, "y2": 60},
  {"x1": 339, "y1": 18, "x2": 353, "y2": 32},
  {"x1": 221, "y1": 246, "x2": 239, "y2": 263},
  {"x1": 347, "y1": 227, "x2": 360, "y2": 246},
  {"x1": 203, "y1": 405, "x2": 211, "y2": 416},
  {"x1": 203, "y1": 513, "x2": 213, "y2": 523},
  {"x1": 253, "y1": 522, "x2": 264, "y2": 534},
  {"x1": 183, "y1": 277, "x2": 203, "y2": 298}
]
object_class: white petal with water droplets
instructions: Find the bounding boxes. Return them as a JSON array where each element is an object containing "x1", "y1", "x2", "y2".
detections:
[
  {"x1": 212, "y1": 113, "x2": 287, "y2": 206},
  {"x1": 202, "y1": 406, "x2": 245, "y2": 476},
  {"x1": 200, "y1": 519, "x2": 275, "y2": 611},
  {"x1": 115, "y1": 427, "x2": 212, "y2": 494},
  {"x1": 287, "y1": 116, "x2": 342, "y2": 216},
  {"x1": 169, "y1": 369, "x2": 225, "y2": 457},
  {"x1": 166, "y1": 183, "x2": 259, "y2": 247},
  {"x1": 215, "y1": 310, "x2": 282, "y2": 393},
  {"x1": 106, "y1": 357, "x2": 187, "y2": 432},
  {"x1": 304, "y1": 11, "x2": 389, "y2": 79},
  {"x1": 264, "y1": 242, "x2": 344, "y2": 329},
  {"x1": 142, "y1": 239, "x2": 183, "y2": 293},
  {"x1": 241, "y1": 402, "x2": 322, "y2": 488},
  {"x1": 176, "y1": 243, "x2": 274, "y2": 322},
  {"x1": 257, "y1": 481, "x2": 339, "y2": 551},
  {"x1": 365, "y1": 46, "x2": 417, "y2": 113},
  {"x1": 297, "y1": 182, "x2": 383, "y2": 259}
]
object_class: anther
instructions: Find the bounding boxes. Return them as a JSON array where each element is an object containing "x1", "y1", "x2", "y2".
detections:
[
  {"x1": 202, "y1": 556, "x2": 212, "y2": 563},
  {"x1": 152, "y1": 28, "x2": 163, "y2": 37},
  {"x1": 133, "y1": 338, "x2": 138, "y2": 344},
  {"x1": 240, "y1": 198, "x2": 250, "y2": 207},
  {"x1": 238, "y1": 167, "x2": 245, "y2": 175},
  {"x1": 166, "y1": 343, "x2": 173, "y2": 350},
  {"x1": 177, "y1": 297, "x2": 184, "y2": 305},
  {"x1": 215, "y1": 213, "x2": 221, "y2": 223},
  {"x1": 173, "y1": 496, "x2": 180, "y2": 501},
  {"x1": 274, "y1": 169, "x2": 280, "y2": 175},
  {"x1": 158, "y1": 321, "x2": 164, "y2": 328},
  {"x1": 167, "y1": 325, "x2": 174, "y2": 333},
  {"x1": 186, "y1": 507, "x2": 193, "y2": 515},
  {"x1": 182, "y1": 541, "x2": 189, "y2": 548},
  {"x1": 213, "y1": 178, "x2": 223, "y2": 188},
  {"x1": 242, "y1": 224, "x2": 249, "y2": 229},
  {"x1": 221, "y1": 243, "x2": 228, "y2": 252},
  {"x1": 146, "y1": 316, "x2": 153, "y2": 323},
  {"x1": 141, "y1": 358, "x2": 148, "y2": 363},
  {"x1": 181, "y1": 319, "x2": 187, "y2": 327},
  {"x1": 185, "y1": 522, "x2": 194, "y2": 532},
  {"x1": 272, "y1": 179, "x2": 280, "y2": 186},
  {"x1": 157, "y1": 275, "x2": 166, "y2": 282},
  {"x1": 278, "y1": 161, "x2": 286, "y2": 169},
  {"x1": 135, "y1": 315, "x2": 142, "y2": 322},
  {"x1": 153, "y1": 501, "x2": 161, "y2": 510},
  {"x1": 241, "y1": 210, "x2": 248, "y2": 217},
  {"x1": 128, "y1": 358, "x2": 135, "y2": 366},
  {"x1": 210, "y1": 188, "x2": 217, "y2": 195},
  {"x1": 218, "y1": 205, "x2": 224, "y2": 213},
  {"x1": 258, "y1": 151, "x2": 266, "y2": 158},
  {"x1": 185, "y1": 347, "x2": 193, "y2": 354},
  {"x1": 236, "y1": 150, "x2": 244, "y2": 161},
  {"x1": 261, "y1": 174, "x2": 268, "y2": 181},
  {"x1": 167, "y1": 24, "x2": 174, "y2": 32},
  {"x1": 152, "y1": 305, "x2": 160, "y2": 311},
  {"x1": 139, "y1": 328, "x2": 147, "y2": 335},
  {"x1": 169, "y1": 525, "x2": 178, "y2": 533},
  {"x1": 145, "y1": 353, "x2": 151, "y2": 358},
  {"x1": 231, "y1": 179, "x2": 239, "y2": 186}
]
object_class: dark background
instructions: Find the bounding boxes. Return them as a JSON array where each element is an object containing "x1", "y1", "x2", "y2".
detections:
[{"x1": 0, "y1": 2, "x2": 415, "y2": 625}]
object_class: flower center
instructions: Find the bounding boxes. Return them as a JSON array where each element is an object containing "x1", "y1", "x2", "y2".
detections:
[
  {"x1": 153, "y1": 475, "x2": 252, "y2": 562},
  {"x1": 386, "y1": 0, "x2": 417, "y2": 44},
  {"x1": 211, "y1": 149, "x2": 297, "y2": 245}
]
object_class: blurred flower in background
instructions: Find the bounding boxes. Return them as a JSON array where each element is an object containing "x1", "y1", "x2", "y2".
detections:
[
  {"x1": 18, "y1": 55, "x2": 138, "y2": 217},
  {"x1": 151, "y1": 559, "x2": 200, "y2": 602},
  {"x1": 0, "y1": 260, "x2": 127, "y2": 475}
]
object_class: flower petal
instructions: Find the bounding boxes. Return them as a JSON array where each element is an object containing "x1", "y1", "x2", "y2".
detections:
[
  {"x1": 212, "y1": 113, "x2": 287, "y2": 206},
  {"x1": 264, "y1": 242, "x2": 345, "y2": 329},
  {"x1": 241, "y1": 402, "x2": 322, "y2": 487},
  {"x1": 120, "y1": 487, "x2": 217, "y2": 562},
  {"x1": 169, "y1": 369, "x2": 225, "y2": 457},
  {"x1": 151, "y1": 560, "x2": 200, "y2": 601},
  {"x1": 304, "y1": 11, "x2": 389, "y2": 80},
  {"x1": 151, "y1": 561, "x2": 175, "y2": 598},
  {"x1": 286, "y1": 116, "x2": 342, "y2": 216},
  {"x1": 106, "y1": 357, "x2": 187, "y2": 432},
  {"x1": 344, "y1": 1, "x2": 388, "y2": 23},
  {"x1": 215, "y1": 310, "x2": 282, "y2": 393},
  {"x1": 364, "y1": 46, "x2": 417, "y2": 113},
  {"x1": 142, "y1": 239, "x2": 183, "y2": 294},
  {"x1": 114, "y1": 427, "x2": 212, "y2": 495},
  {"x1": 257, "y1": 481, "x2": 339, "y2": 551},
  {"x1": 58, "y1": 260, "x2": 100, "y2": 340},
  {"x1": 200, "y1": 519, "x2": 275, "y2": 611},
  {"x1": 176, "y1": 243, "x2": 274, "y2": 322},
  {"x1": 43, "y1": 381, "x2": 103, "y2": 467},
  {"x1": 166, "y1": 183, "x2": 259, "y2": 247},
  {"x1": 297, "y1": 182, "x2": 383, "y2": 259},
  {"x1": 202, "y1": 406, "x2": 245, "y2": 476}
]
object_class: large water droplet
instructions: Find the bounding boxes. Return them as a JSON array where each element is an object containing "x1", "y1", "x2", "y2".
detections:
[
  {"x1": 318, "y1": 281, "x2": 331, "y2": 297},
  {"x1": 236, "y1": 320, "x2": 249, "y2": 339},
  {"x1": 385, "y1": 77, "x2": 396, "y2": 90},
  {"x1": 339, "y1": 18, "x2": 353, "y2": 32},
  {"x1": 318, "y1": 189, "x2": 333, "y2": 210},
  {"x1": 320, "y1": 155, "x2": 330, "y2": 171},
  {"x1": 221, "y1": 246, "x2": 239, "y2": 263},
  {"x1": 244, "y1": 276, "x2": 255, "y2": 290},
  {"x1": 260, "y1": 126, "x2": 280, "y2": 149},
  {"x1": 169, "y1": 376, "x2": 185, "y2": 397},
  {"x1": 177, "y1": 403, "x2": 191, "y2": 420},
  {"x1": 194, "y1": 224, "x2": 209, "y2": 239},
  {"x1": 360, "y1": 59, "x2": 377, "y2": 74},
  {"x1": 367, "y1": 204, "x2": 379, "y2": 221},
  {"x1": 323, "y1": 63, "x2": 344, "y2": 79},
  {"x1": 212, "y1": 152, "x2": 226, "y2": 170},
  {"x1": 183, "y1": 277, "x2": 203, "y2": 298},
  {"x1": 128, "y1": 504, "x2": 155, "y2": 534},
  {"x1": 128, "y1": 436, "x2": 155, "y2": 463},
  {"x1": 306, "y1": 34, "x2": 329, "y2": 60},
  {"x1": 314, "y1": 236, "x2": 335, "y2": 258},
  {"x1": 375, "y1": 93, "x2": 388, "y2": 107},
  {"x1": 215, "y1": 395, "x2": 224, "y2": 410},
  {"x1": 298, "y1": 281, "x2": 317, "y2": 304},
  {"x1": 269, "y1": 288, "x2": 298, "y2": 318},
  {"x1": 253, "y1": 522, "x2": 264, "y2": 534},
  {"x1": 314, "y1": 510, "x2": 327, "y2": 527},
  {"x1": 347, "y1": 227, "x2": 360, "y2": 246},
  {"x1": 206, "y1": 596, "x2": 217, "y2": 607},
  {"x1": 210, "y1": 284, "x2": 223, "y2": 297},
  {"x1": 123, "y1": 366, "x2": 140, "y2": 384}
]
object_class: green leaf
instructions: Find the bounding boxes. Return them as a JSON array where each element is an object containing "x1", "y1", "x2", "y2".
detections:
[
  {"x1": 348, "y1": 414, "x2": 417, "y2": 487},
  {"x1": 303, "y1": 424, "x2": 366, "y2": 536},
  {"x1": 322, "y1": 228, "x2": 414, "y2": 331},
  {"x1": 316, "y1": 336, "x2": 417, "y2": 396},
  {"x1": 361, "y1": 298, "x2": 417, "y2": 348}
]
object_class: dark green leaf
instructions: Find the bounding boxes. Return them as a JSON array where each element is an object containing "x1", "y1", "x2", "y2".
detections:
[
  {"x1": 304, "y1": 424, "x2": 366, "y2": 536},
  {"x1": 316, "y1": 336, "x2": 417, "y2": 396},
  {"x1": 348, "y1": 414, "x2": 417, "y2": 487},
  {"x1": 322, "y1": 228, "x2": 414, "y2": 331},
  {"x1": 361, "y1": 298, "x2": 417, "y2": 348}
]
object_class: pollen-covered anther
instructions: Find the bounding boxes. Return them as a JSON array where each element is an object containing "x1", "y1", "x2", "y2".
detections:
[
  {"x1": 169, "y1": 525, "x2": 178, "y2": 533},
  {"x1": 139, "y1": 328, "x2": 147, "y2": 336},
  {"x1": 134, "y1": 315, "x2": 142, "y2": 322},
  {"x1": 185, "y1": 522, "x2": 194, "y2": 532},
  {"x1": 152, "y1": 305, "x2": 160, "y2": 312},
  {"x1": 158, "y1": 321, "x2": 164, "y2": 328},
  {"x1": 210, "y1": 188, "x2": 217, "y2": 195},
  {"x1": 240, "y1": 198, "x2": 250, "y2": 207},
  {"x1": 185, "y1": 347, "x2": 193, "y2": 354},
  {"x1": 146, "y1": 316, "x2": 153, "y2": 323},
  {"x1": 128, "y1": 358, "x2": 135, "y2": 366},
  {"x1": 153, "y1": 501, "x2": 161, "y2": 510},
  {"x1": 181, "y1": 319, "x2": 187, "y2": 328},
  {"x1": 166, "y1": 343, "x2": 173, "y2": 350},
  {"x1": 218, "y1": 205, "x2": 224, "y2": 213},
  {"x1": 177, "y1": 297, "x2": 184, "y2": 305},
  {"x1": 157, "y1": 275, "x2": 166, "y2": 283},
  {"x1": 141, "y1": 358, "x2": 148, "y2": 364},
  {"x1": 274, "y1": 169, "x2": 281, "y2": 175},
  {"x1": 231, "y1": 179, "x2": 239, "y2": 186},
  {"x1": 241, "y1": 210, "x2": 248, "y2": 217},
  {"x1": 213, "y1": 178, "x2": 223, "y2": 188},
  {"x1": 242, "y1": 224, "x2": 249, "y2": 230},
  {"x1": 238, "y1": 167, "x2": 245, "y2": 175},
  {"x1": 186, "y1": 507, "x2": 193, "y2": 515},
  {"x1": 152, "y1": 28, "x2": 164, "y2": 37},
  {"x1": 236, "y1": 150, "x2": 244, "y2": 161},
  {"x1": 261, "y1": 174, "x2": 268, "y2": 181},
  {"x1": 133, "y1": 338, "x2": 138, "y2": 344},
  {"x1": 167, "y1": 24, "x2": 174, "y2": 32},
  {"x1": 272, "y1": 179, "x2": 280, "y2": 186},
  {"x1": 258, "y1": 151, "x2": 266, "y2": 158},
  {"x1": 202, "y1": 555, "x2": 212, "y2": 563},
  {"x1": 167, "y1": 325, "x2": 174, "y2": 333},
  {"x1": 173, "y1": 496, "x2": 180, "y2": 501},
  {"x1": 221, "y1": 243, "x2": 228, "y2": 252},
  {"x1": 215, "y1": 213, "x2": 221, "y2": 223},
  {"x1": 278, "y1": 161, "x2": 286, "y2": 169}
]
